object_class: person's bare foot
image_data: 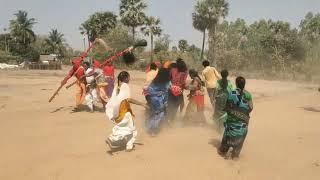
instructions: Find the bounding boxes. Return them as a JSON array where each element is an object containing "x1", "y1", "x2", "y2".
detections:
[{"x1": 125, "y1": 145, "x2": 135, "y2": 152}]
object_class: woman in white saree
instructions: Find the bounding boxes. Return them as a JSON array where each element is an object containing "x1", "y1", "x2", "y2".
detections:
[{"x1": 105, "y1": 71, "x2": 147, "y2": 151}]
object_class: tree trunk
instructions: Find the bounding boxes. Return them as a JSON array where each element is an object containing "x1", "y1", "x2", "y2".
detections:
[
  {"x1": 150, "y1": 34, "x2": 154, "y2": 62},
  {"x1": 208, "y1": 25, "x2": 216, "y2": 65},
  {"x1": 4, "y1": 34, "x2": 7, "y2": 52},
  {"x1": 132, "y1": 26, "x2": 135, "y2": 42},
  {"x1": 87, "y1": 32, "x2": 90, "y2": 48},
  {"x1": 200, "y1": 29, "x2": 206, "y2": 61}
]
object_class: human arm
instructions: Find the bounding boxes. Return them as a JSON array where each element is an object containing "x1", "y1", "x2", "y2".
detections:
[
  {"x1": 245, "y1": 92, "x2": 254, "y2": 113},
  {"x1": 128, "y1": 98, "x2": 149, "y2": 109},
  {"x1": 248, "y1": 100, "x2": 253, "y2": 113},
  {"x1": 214, "y1": 68, "x2": 222, "y2": 79}
]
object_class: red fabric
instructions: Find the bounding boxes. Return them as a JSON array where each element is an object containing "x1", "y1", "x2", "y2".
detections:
[
  {"x1": 170, "y1": 68, "x2": 187, "y2": 88},
  {"x1": 64, "y1": 57, "x2": 83, "y2": 81},
  {"x1": 103, "y1": 65, "x2": 115, "y2": 78},
  {"x1": 170, "y1": 85, "x2": 182, "y2": 96},
  {"x1": 74, "y1": 67, "x2": 85, "y2": 80},
  {"x1": 62, "y1": 47, "x2": 91, "y2": 84},
  {"x1": 71, "y1": 58, "x2": 82, "y2": 70},
  {"x1": 192, "y1": 94, "x2": 205, "y2": 112},
  {"x1": 93, "y1": 60, "x2": 101, "y2": 69}
]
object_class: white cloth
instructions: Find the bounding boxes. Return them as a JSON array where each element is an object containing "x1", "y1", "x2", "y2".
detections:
[
  {"x1": 105, "y1": 83, "x2": 131, "y2": 120},
  {"x1": 85, "y1": 88, "x2": 97, "y2": 111},
  {"x1": 108, "y1": 112, "x2": 137, "y2": 150},
  {"x1": 94, "y1": 68, "x2": 104, "y2": 77},
  {"x1": 105, "y1": 83, "x2": 136, "y2": 150},
  {"x1": 85, "y1": 68, "x2": 95, "y2": 84}
]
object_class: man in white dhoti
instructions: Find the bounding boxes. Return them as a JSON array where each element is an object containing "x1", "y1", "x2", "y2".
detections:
[
  {"x1": 105, "y1": 71, "x2": 148, "y2": 151},
  {"x1": 83, "y1": 61, "x2": 98, "y2": 112}
]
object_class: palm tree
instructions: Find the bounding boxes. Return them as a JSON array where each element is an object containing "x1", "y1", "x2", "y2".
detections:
[
  {"x1": 141, "y1": 16, "x2": 162, "y2": 62},
  {"x1": 9, "y1": 10, "x2": 36, "y2": 44},
  {"x1": 120, "y1": 0, "x2": 147, "y2": 41},
  {"x1": 196, "y1": 0, "x2": 229, "y2": 64},
  {"x1": 192, "y1": 1, "x2": 209, "y2": 61},
  {"x1": 45, "y1": 29, "x2": 64, "y2": 55}
]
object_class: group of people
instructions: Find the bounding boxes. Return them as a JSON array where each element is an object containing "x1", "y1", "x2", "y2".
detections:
[
  {"x1": 61, "y1": 55, "x2": 115, "y2": 113},
  {"x1": 61, "y1": 55, "x2": 254, "y2": 159}
]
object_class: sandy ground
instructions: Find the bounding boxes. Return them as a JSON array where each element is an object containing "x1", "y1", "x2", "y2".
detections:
[{"x1": 0, "y1": 69, "x2": 320, "y2": 180}]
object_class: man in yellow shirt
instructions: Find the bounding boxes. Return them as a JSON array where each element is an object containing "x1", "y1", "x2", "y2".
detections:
[{"x1": 202, "y1": 60, "x2": 221, "y2": 108}]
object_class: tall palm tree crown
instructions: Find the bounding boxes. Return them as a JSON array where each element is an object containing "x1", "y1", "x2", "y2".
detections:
[
  {"x1": 120, "y1": 0, "x2": 147, "y2": 41},
  {"x1": 45, "y1": 29, "x2": 64, "y2": 54},
  {"x1": 141, "y1": 16, "x2": 162, "y2": 62},
  {"x1": 9, "y1": 10, "x2": 37, "y2": 44}
]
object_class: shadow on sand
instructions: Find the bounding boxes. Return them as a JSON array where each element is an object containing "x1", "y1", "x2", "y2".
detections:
[
  {"x1": 300, "y1": 107, "x2": 320, "y2": 113},
  {"x1": 106, "y1": 142, "x2": 144, "y2": 156}
]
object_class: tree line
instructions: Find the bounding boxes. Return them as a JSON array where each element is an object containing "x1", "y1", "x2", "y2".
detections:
[{"x1": 0, "y1": 0, "x2": 319, "y2": 81}]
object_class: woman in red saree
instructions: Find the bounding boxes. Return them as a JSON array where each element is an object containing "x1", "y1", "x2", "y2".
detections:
[{"x1": 183, "y1": 69, "x2": 206, "y2": 125}]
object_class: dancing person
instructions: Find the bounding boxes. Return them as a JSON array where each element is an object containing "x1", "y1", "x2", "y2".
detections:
[
  {"x1": 183, "y1": 69, "x2": 206, "y2": 125},
  {"x1": 146, "y1": 68, "x2": 170, "y2": 136},
  {"x1": 103, "y1": 61, "x2": 115, "y2": 98},
  {"x1": 218, "y1": 76, "x2": 253, "y2": 159},
  {"x1": 202, "y1": 60, "x2": 221, "y2": 108},
  {"x1": 213, "y1": 70, "x2": 234, "y2": 133},
  {"x1": 105, "y1": 71, "x2": 148, "y2": 152},
  {"x1": 83, "y1": 61, "x2": 98, "y2": 112},
  {"x1": 167, "y1": 58, "x2": 188, "y2": 123},
  {"x1": 61, "y1": 58, "x2": 86, "y2": 112}
]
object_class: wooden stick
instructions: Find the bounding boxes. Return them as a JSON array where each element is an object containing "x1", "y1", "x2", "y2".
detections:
[
  {"x1": 65, "y1": 80, "x2": 77, "y2": 89},
  {"x1": 48, "y1": 84, "x2": 64, "y2": 103}
]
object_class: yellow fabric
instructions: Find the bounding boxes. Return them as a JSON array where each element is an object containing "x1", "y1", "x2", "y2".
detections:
[
  {"x1": 163, "y1": 60, "x2": 172, "y2": 69},
  {"x1": 202, "y1": 66, "x2": 221, "y2": 88},
  {"x1": 75, "y1": 81, "x2": 86, "y2": 107},
  {"x1": 97, "y1": 86, "x2": 108, "y2": 103},
  {"x1": 114, "y1": 100, "x2": 134, "y2": 124}
]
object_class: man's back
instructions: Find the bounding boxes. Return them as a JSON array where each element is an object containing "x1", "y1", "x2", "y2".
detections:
[{"x1": 202, "y1": 66, "x2": 221, "y2": 89}]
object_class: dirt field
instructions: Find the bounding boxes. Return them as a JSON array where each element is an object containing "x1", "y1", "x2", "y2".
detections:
[{"x1": 0, "y1": 69, "x2": 320, "y2": 180}]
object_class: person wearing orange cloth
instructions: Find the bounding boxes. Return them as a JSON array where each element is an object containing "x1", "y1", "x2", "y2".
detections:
[{"x1": 61, "y1": 58, "x2": 87, "y2": 111}]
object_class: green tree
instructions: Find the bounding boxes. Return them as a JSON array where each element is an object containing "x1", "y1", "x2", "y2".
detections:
[
  {"x1": 195, "y1": 0, "x2": 229, "y2": 64},
  {"x1": 178, "y1": 39, "x2": 188, "y2": 52},
  {"x1": 9, "y1": 10, "x2": 37, "y2": 44},
  {"x1": 154, "y1": 34, "x2": 171, "y2": 62},
  {"x1": 80, "y1": 11, "x2": 117, "y2": 42},
  {"x1": 120, "y1": 0, "x2": 147, "y2": 41},
  {"x1": 192, "y1": 1, "x2": 209, "y2": 61},
  {"x1": 141, "y1": 16, "x2": 162, "y2": 62},
  {"x1": 300, "y1": 12, "x2": 320, "y2": 44},
  {"x1": 9, "y1": 10, "x2": 38, "y2": 60},
  {"x1": 44, "y1": 29, "x2": 65, "y2": 55}
]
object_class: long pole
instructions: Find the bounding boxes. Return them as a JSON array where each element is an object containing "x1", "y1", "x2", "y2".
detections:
[{"x1": 83, "y1": 37, "x2": 86, "y2": 51}]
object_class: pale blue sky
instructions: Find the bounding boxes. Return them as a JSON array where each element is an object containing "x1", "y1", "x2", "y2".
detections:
[{"x1": 0, "y1": 0, "x2": 320, "y2": 50}]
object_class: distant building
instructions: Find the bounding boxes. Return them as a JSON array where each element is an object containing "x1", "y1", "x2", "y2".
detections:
[{"x1": 40, "y1": 54, "x2": 59, "y2": 64}]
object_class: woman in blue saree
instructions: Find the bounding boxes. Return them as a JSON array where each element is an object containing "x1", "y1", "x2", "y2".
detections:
[{"x1": 146, "y1": 68, "x2": 171, "y2": 136}]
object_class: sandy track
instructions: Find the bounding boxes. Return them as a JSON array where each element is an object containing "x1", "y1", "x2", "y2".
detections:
[{"x1": 0, "y1": 70, "x2": 319, "y2": 180}]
